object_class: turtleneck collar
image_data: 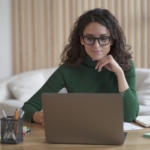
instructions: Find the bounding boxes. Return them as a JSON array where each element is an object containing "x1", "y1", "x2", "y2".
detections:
[
  {"x1": 83, "y1": 54, "x2": 98, "y2": 68},
  {"x1": 82, "y1": 53, "x2": 107, "y2": 72}
]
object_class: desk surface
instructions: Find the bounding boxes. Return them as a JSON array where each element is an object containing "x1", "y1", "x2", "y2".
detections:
[{"x1": 0, "y1": 121, "x2": 150, "y2": 150}]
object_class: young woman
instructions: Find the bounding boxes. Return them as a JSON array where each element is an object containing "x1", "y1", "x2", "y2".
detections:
[{"x1": 22, "y1": 8, "x2": 139, "y2": 124}]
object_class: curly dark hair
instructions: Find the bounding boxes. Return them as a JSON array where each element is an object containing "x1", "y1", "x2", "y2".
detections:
[{"x1": 61, "y1": 8, "x2": 132, "y2": 71}]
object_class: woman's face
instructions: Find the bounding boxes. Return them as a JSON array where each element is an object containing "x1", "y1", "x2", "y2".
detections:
[{"x1": 80, "y1": 22, "x2": 112, "y2": 60}]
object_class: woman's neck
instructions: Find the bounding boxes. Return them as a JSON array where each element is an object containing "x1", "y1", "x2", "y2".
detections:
[{"x1": 83, "y1": 54, "x2": 98, "y2": 68}]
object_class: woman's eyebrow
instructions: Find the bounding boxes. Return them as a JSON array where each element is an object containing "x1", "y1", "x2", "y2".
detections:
[
  {"x1": 100, "y1": 34, "x2": 110, "y2": 36},
  {"x1": 84, "y1": 33, "x2": 94, "y2": 36},
  {"x1": 84, "y1": 33, "x2": 110, "y2": 36}
]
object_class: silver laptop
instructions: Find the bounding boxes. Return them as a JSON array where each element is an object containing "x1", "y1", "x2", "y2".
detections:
[{"x1": 42, "y1": 93, "x2": 125, "y2": 145}]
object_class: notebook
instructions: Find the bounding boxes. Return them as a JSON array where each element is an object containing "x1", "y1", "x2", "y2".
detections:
[
  {"x1": 42, "y1": 93, "x2": 126, "y2": 145},
  {"x1": 135, "y1": 116, "x2": 150, "y2": 127}
]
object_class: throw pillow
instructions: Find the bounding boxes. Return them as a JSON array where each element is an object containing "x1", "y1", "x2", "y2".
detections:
[
  {"x1": 8, "y1": 72, "x2": 45, "y2": 101},
  {"x1": 137, "y1": 73, "x2": 150, "y2": 106}
]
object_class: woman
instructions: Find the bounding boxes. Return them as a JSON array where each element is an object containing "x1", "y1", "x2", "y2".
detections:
[{"x1": 22, "y1": 8, "x2": 139, "y2": 124}]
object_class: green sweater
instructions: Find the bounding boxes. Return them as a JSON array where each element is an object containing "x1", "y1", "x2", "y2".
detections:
[{"x1": 22, "y1": 54, "x2": 139, "y2": 122}]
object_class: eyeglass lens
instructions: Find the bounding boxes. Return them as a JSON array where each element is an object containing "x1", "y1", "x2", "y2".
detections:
[{"x1": 83, "y1": 36, "x2": 110, "y2": 45}]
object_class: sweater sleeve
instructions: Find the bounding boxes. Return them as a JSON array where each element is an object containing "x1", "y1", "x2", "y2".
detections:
[
  {"x1": 122, "y1": 60, "x2": 139, "y2": 122},
  {"x1": 22, "y1": 65, "x2": 66, "y2": 122}
]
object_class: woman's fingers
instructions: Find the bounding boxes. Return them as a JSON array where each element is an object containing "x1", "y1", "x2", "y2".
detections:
[
  {"x1": 33, "y1": 112, "x2": 44, "y2": 125},
  {"x1": 95, "y1": 60, "x2": 101, "y2": 69},
  {"x1": 98, "y1": 61, "x2": 108, "y2": 71},
  {"x1": 95, "y1": 55, "x2": 116, "y2": 72},
  {"x1": 95, "y1": 55, "x2": 110, "y2": 71}
]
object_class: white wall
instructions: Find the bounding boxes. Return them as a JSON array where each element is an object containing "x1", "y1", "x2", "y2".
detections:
[{"x1": 0, "y1": 0, "x2": 13, "y2": 81}]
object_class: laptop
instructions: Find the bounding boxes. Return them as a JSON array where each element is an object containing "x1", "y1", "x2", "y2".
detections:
[{"x1": 42, "y1": 93, "x2": 125, "y2": 145}]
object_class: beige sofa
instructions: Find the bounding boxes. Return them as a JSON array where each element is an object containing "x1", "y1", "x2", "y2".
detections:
[{"x1": 0, "y1": 67, "x2": 150, "y2": 117}]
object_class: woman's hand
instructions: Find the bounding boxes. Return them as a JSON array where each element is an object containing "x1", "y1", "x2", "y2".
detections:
[
  {"x1": 95, "y1": 54, "x2": 122, "y2": 74},
  {"x1": 33, "y1": 112, "x2": 44, "y2": 126},
  {"x1": 95, "y1": 54, "x2": 129, "y2": 93}
]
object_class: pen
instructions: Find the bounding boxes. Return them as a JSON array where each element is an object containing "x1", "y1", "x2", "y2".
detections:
[
  {"x1": 14, "y1": 108, "x2": 19, "y2": 137},
  {"x1": 19, "y1": 108, "x2": 23, "y2": 117},
  {"x1": 14, "y1": 108, "x2": 19, "y2": 120},
  {"x1": 20, "y1": 111, "x2": 25, "y2": 118},
  {"x1": 2, "y1": 110, "x2": 18, "y2": 143},
  {"x1": 3, "y1": 116, "x2": 14, "y2": 140}
]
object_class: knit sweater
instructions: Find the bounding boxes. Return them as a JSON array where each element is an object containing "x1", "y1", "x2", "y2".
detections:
[{"x1": 22, "y1": 54, "x2": 139, "y2": 122}]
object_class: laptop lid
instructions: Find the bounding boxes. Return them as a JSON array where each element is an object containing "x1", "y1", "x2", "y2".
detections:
[{"x1": 42, "y1": 93, "x2": 124, "y2": 145}]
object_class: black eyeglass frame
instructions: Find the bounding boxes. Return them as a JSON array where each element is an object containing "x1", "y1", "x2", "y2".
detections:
[{"x1": 81, "y1": 35, "x2": 112, "y2": 46}]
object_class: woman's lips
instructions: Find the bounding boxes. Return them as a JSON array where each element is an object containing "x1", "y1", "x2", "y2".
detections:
[{"x1": 92, "y1": 50, "x2": 103, "y2": 53}]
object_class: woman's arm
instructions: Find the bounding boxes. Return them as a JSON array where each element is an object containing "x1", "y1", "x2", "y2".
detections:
[
  {"x1": 115, "y1": 68, "x2": 129, "y2": 93},
  {"x1": 22, "y1": 65, "x2": 66, "y2": 123},
  {"x1": 121, "y1": 60, "x2": 139, "y2": 122},
  {"x1": 115, "y1": 60, "x2": 139, "y2": 121},
  {"x1": 96, "y1": 56, "x2": 139, "y2": 122}
]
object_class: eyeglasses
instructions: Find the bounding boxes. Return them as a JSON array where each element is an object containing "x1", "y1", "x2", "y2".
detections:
[{"x1": 81, "y1": 35, "x2": 112, "y2": 46}]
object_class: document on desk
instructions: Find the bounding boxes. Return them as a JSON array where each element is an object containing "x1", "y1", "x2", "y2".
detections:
[{"x1": 124, "y1": 122, "x2": 143, "y2": 130}]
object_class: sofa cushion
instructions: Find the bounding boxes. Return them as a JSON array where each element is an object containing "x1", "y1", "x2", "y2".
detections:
[
  {"x1": 8, "y1": 72, "x2": 45, "y2": 101},
  {"x1": 139, "y1": 105, "x2": 150, "y2": 116},
  {"x1": 135, "y1": 68, "x2": 150, "y2": 116},
  {"x1": 0, "y1": 99, "x2": 24, "y2": 116},
  {"x1": 137, "y1": 73, "x2": 150, "y2": 106}
]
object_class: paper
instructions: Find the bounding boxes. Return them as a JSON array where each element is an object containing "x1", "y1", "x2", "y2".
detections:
[{"x1": 124, "y1": 122, "x2": 143, "y2": 130}]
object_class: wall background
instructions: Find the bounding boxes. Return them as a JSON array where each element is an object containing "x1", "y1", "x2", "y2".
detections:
[
  {"x1": 0, "y1": 0, "x2": 12, "y2": 81},
  {"x1": 12, "y1": 0, "x2": 150, "y2": 74},
  {"x1": 0, "y1": 0, "x2": 150, "y2": 81}
]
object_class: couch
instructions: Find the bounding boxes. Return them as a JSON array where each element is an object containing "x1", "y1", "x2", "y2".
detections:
[{"x1": 0, "y1": 67, "x2": 150, "y2": 117}]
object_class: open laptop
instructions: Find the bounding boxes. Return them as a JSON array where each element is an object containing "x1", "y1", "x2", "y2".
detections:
[{"x1": 42, "y1": 93, "x2": 125, "y2": 145}]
